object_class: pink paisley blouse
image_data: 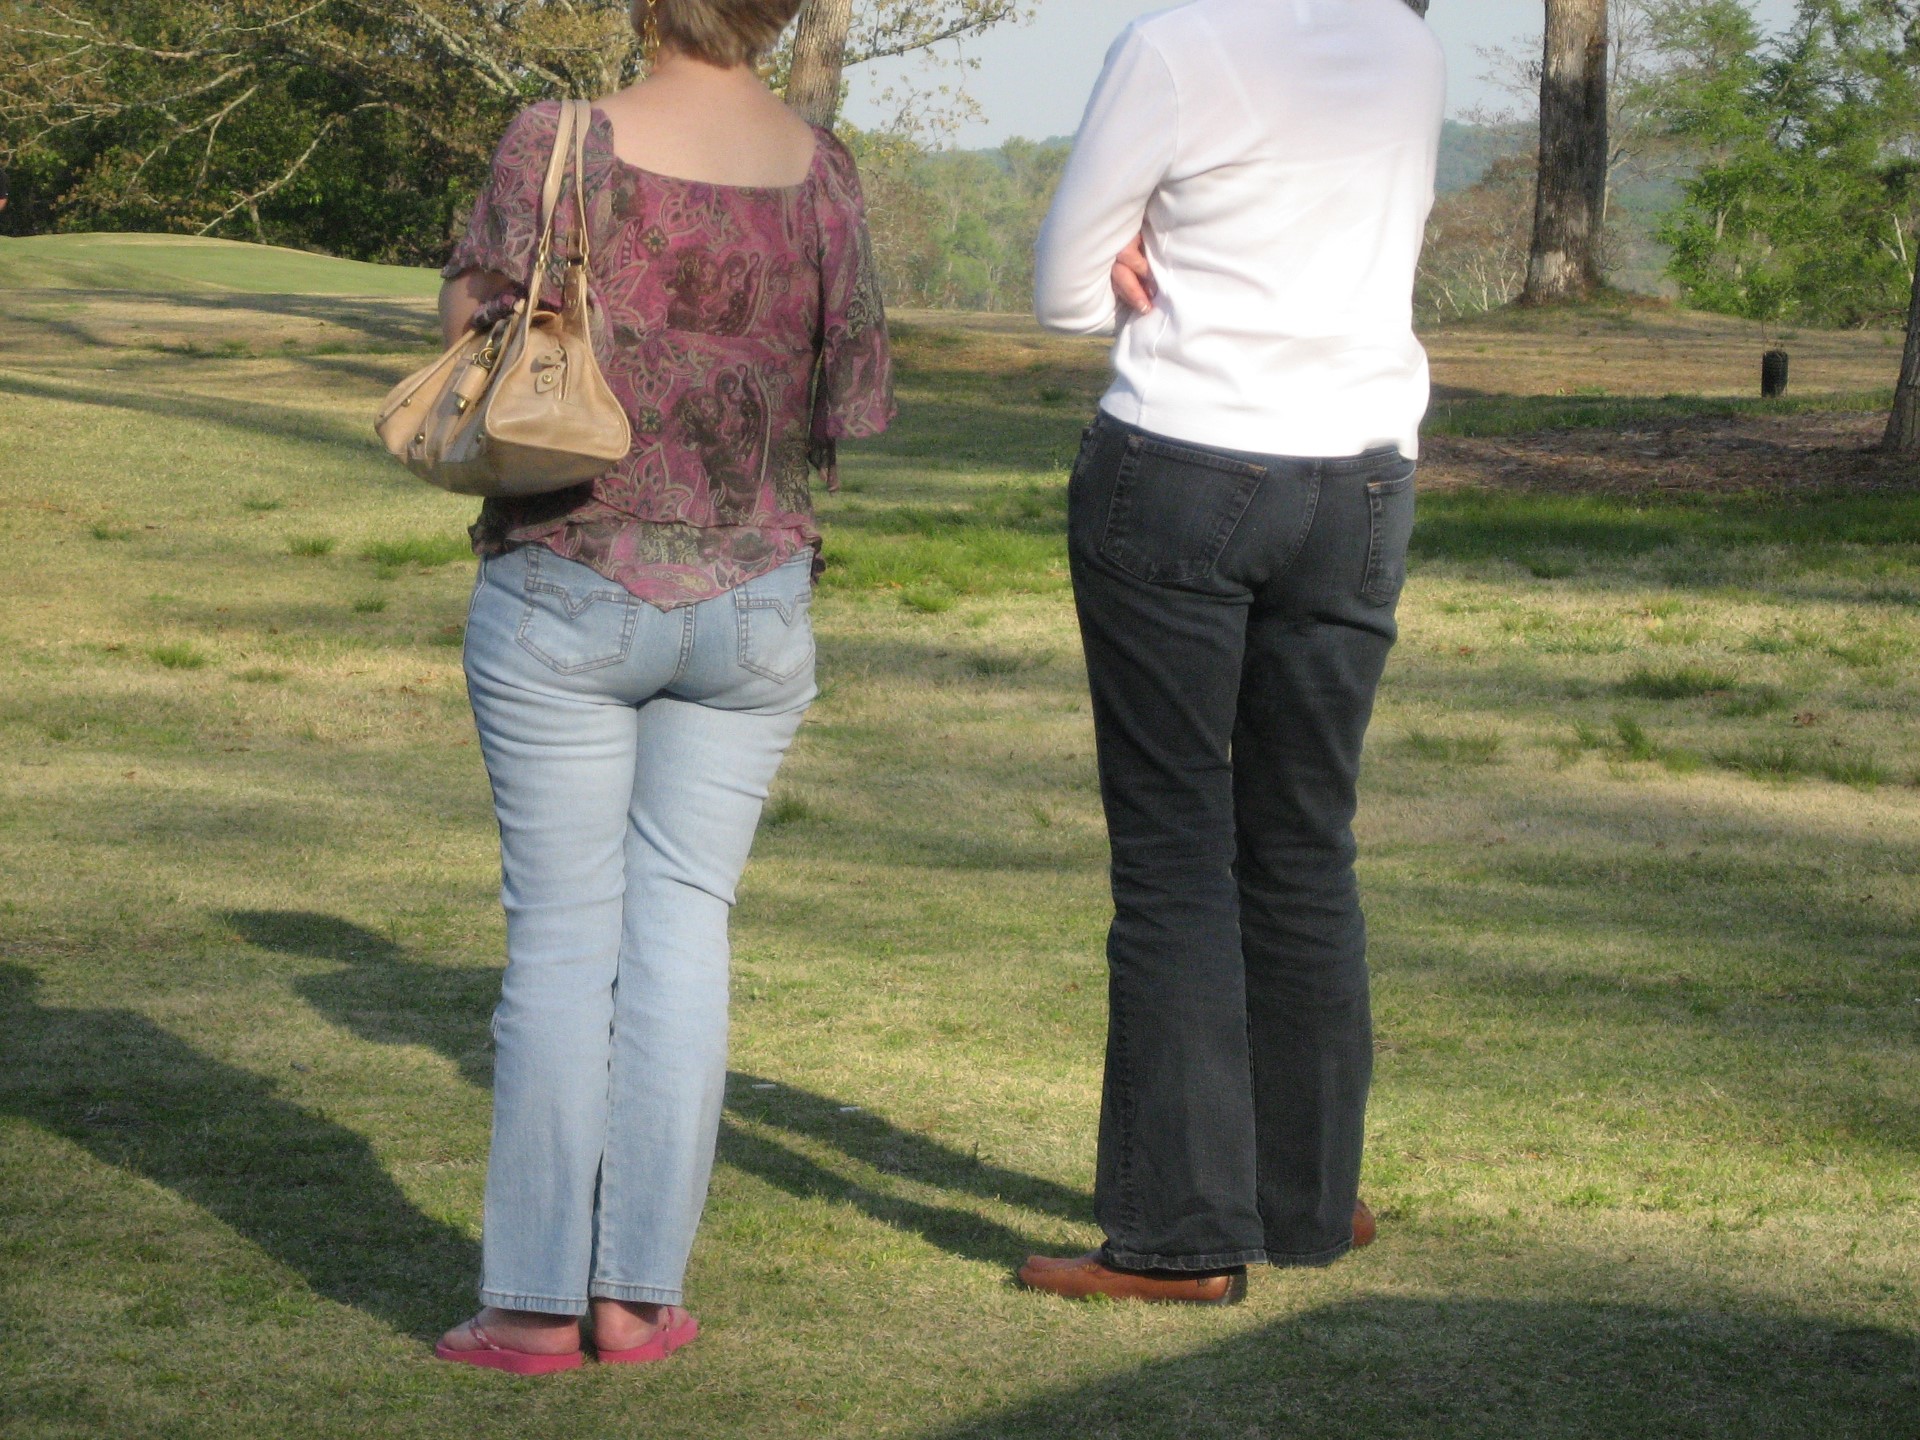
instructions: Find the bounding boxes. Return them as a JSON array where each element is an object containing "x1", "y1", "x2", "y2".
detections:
[{"x1": 442, "y1": 101, "x2": 895, "y2": 608}]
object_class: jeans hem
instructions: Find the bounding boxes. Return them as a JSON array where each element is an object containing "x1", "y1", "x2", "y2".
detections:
[
  {"x1": 478, "y1": 1288, "x2": 587, "y2": 1316},
  {"x1": 1101, "y1": 1245, "x2": 1265, "y2": 1273},
  {"x1": 1263, "y1": 1237, "x2": 1354, "y2": 1269},
  {"x1": 589, "y1": 1281, "x2": 684, "y2": 1305}
]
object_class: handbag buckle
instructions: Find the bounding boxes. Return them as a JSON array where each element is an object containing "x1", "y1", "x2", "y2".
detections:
[
  {"x1": 531, "y1": 349, "x2": 568, "y2": 394},
  {"x1": 452, "y1": 353, "x2": 495, "y2": 412}
]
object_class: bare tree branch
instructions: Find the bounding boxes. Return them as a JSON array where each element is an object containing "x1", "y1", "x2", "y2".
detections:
[{"x1": 194, "y1": 100, "x2": 386, "y2": 234}]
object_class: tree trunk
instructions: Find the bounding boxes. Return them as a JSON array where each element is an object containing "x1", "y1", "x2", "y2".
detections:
[
  {"x1": 785, "y1": 0, "x2": 855, "y2": 128},
  {"x1": 1524, "y1": 0, "x2": 1609, "y2": 304},
  {"x1": 1884, "y1": 258, "x2": 1920, "y2": 451}
]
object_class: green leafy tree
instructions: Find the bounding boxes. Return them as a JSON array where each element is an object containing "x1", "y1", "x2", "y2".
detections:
[
  {"x1": 0, "y1": 0, "x2": 1028, "y2": 257},
  {"x1": 1652, "y1": 0, "x2": 1920, "y2": 327},
  {"x1": 0, "y1": 0, "x2": 597, "y2": 254}
]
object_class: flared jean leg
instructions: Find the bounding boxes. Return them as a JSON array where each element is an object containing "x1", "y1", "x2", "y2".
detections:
[
  {"x1": 1234, "y1": 608, "x2": 1391, "y2": 1264},
  {"x1": 1070, "y1": 547, "x2": 1269, "y2": 1271}
]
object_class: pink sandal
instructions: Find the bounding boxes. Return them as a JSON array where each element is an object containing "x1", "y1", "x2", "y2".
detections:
[
  {"x1": 434, "y1": 1318, "x2": 585, "y2": 1375},
  {"x1": 596, "y1": 1307, "x2": 699, "y2": 1365}
]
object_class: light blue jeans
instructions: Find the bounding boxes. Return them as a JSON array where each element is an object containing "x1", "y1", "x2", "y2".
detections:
[{"x1": 462, "y1": 544, "x2": 816, "y2": 1314}]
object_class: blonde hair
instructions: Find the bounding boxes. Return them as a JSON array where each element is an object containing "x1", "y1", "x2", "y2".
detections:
[{"x1": 637, "y1": 0, "x2": 803, "y2": 67}]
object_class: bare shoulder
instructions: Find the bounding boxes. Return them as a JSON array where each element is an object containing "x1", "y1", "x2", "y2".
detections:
[
  {"x1": 595, "y1": 79, "x2": 815, "y2": 186},
  {"x1": 752, "y1": 96, "x2": 821, "y2": 175}
]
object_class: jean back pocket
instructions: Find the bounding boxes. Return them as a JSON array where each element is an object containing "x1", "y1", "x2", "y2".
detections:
[
  {"x1": 733, "y1": 560, "x2": 815, "y2": 682},
  {"x1": 1360, "y1": 467, "x2": 1416, "y2": 606},
  {"x1": 1099, "y1": 436, "x2": 1264, "y2": 585},
  {"x1": 515, "y1": 550, "x2": 640, "y2": 674}
]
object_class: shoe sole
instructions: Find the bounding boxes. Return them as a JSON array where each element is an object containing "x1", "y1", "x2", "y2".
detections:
[
  {"x1": 597, "y1": 1313, "x2": 699, "y2": 1364},
  {"x1": 1017, "y1": 1268, "x2": 1248, "y2": 1306},
  {"x1": 1163, "y1": 1270, "x2": 1247, "y2": 1306},
  {"x1": 434, "y1": 1341, "x2": 585, "y2": 1375}
]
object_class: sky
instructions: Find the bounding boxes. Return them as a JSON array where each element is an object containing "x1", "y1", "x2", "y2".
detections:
[{"x1": 840, "y1": 0, "x2": 1806, "y2": 150}]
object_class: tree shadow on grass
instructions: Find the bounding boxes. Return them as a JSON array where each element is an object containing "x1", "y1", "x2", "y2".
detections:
[
  {"x1": 927, "y1": 1294, "x2": 1918, "y2": 1440},
  {"x1": 224, "y1": 911, "x2": 1091, "y2": 1272},
  {"x1": 1407, "y1": 486, "x2": 1920, "y2": 576},
  {"x1": 0, "y1": 962, "x2": 475, "y2": 1340},
  {"x1": 297, "y1": 352, "x2": 429, "y2": 390},
  {"x1": 1372, "y1": 859, "x2": 1920, "y2": 1162},
  {"x1": 867, "y1": 395, "x2": 1089, "y2": 473},
  {"x1": 14, "y1": 288, "x2": 438, "y2": 345},
  {"x1": 164, "y1": 290, "x2": 436, "y2": 343},
  {"x1": 0, "y1": 369, "x2": 392, "y2": 459}
]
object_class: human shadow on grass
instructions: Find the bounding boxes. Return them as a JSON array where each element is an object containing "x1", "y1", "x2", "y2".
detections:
[
  {"x1": 720, "y1": 1072, "x2": 1091, "y2": 1268},
  {"x1": 227, "y1": 911, "x2": 1092, "y2": 1271},
  {"x1": 229, "y1": 910, "x2": 498, "y2": 1092},
  {"x1": 0, "y1": 962, "x2": 476, "y2": 1340},
  {"x1": 927, "y1": 1294, "x2": 1918, "y2": 1440}
]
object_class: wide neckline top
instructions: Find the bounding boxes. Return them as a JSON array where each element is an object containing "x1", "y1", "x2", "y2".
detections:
[{"x1": 586, "y1": 105, "x2": 826, "y2": 197}]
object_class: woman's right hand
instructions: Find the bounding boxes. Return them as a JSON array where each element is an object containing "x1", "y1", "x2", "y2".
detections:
[{"x1": 1111, "y1": 232, "x2": 1157, "y2": 315}]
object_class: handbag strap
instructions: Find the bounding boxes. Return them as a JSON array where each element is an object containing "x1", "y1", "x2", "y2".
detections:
[
  {"x1": 526, "y1": 99, "x2": 591, "y2": 299},
  {"x1": 571, "y1": 99, "x2": 593, "y2": 270}
]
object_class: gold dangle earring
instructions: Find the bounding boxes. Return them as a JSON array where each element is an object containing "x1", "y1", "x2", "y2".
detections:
[{"x1": 640, "y1": 0, "x2": 661, "y2": 63}]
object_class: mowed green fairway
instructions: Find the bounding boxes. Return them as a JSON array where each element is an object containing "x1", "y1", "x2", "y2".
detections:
[{"x1": 1, "y1": 235, "x2": 1916, "y2": 1438}]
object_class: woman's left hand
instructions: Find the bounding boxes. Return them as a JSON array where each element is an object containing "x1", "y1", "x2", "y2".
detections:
[{"x1": 1111, "y1": 232, "x2": 1157, "y2": 315}]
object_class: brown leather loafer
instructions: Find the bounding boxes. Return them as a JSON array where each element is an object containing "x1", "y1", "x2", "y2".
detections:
[
  {"x1": 1353, "y1": 1198, "x2": 1377, "y2": 1249},
  {"x1": 1016, "y1": 1252, "x2": 1248, "y2": 1305},
  {"x1": 1020, "y1": 1202, "x2": 1378, "y2": 1303}
]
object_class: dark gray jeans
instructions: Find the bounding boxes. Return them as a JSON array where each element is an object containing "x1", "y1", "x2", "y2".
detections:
[{"x1": 1066, "y1": 411, "x2": 1414, "y2": 1272}]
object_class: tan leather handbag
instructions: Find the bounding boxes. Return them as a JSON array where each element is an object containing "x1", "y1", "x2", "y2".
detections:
[{"x1": 376, "y1": 99, "x2": 631, "y2": 497}]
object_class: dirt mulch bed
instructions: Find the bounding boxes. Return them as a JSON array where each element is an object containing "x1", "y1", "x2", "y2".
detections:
[{"x1": 1421, "y1": 411, "x2": 1919, "y2": 497}]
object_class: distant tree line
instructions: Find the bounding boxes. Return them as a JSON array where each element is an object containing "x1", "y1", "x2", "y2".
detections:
[
  {"x1": 851, "y1": 133, "x2": 1064, "y2": 311},
  {"x1": 7, "y1": 0, "x2": 1920, "y2": 341}
]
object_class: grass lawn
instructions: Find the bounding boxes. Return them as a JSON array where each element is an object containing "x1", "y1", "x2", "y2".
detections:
[{"x1": 0, "y1": 236, "x2": 1916, "y2": 1438}]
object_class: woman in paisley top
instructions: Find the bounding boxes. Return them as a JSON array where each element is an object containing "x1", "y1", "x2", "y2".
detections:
[{"x1": 433, "y1": 0, "x2": 892, "y2": 1374}]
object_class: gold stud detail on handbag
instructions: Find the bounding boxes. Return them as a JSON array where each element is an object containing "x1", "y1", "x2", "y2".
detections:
[{"x1": 374, "y1": 99, "x2": 631, "y2": 498}]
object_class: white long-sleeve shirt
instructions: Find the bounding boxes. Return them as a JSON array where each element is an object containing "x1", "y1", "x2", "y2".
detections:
[{"x1": 1034, "y1": 0, "x2": 1445, "y2": 459}]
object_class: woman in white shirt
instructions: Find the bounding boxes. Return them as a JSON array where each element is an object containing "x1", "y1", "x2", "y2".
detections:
[{"x1": 1020, "y1": 0, "x2": 1444, "y2": 1305}]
